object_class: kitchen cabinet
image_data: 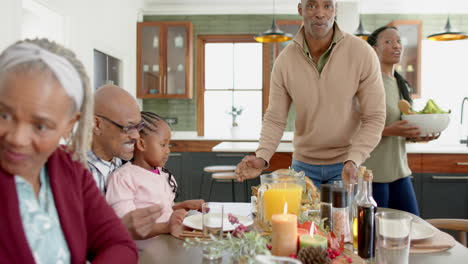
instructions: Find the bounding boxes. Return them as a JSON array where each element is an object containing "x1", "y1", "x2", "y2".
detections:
[
  {"x1": 418, "y1": 154, "x2": 468, "y2": 219},
  {"x1": 137, "y1": 21, "x2": 193, "y2": 99},
  {"x1": 165, "y1": 152, "x2": 255, "y2": 203},
  {"x1": 420, "y1": 173, "x2": 468, "y2": 219},
  {"x1": 165, "y1": 152, "x2": 184, "y2": 201}
]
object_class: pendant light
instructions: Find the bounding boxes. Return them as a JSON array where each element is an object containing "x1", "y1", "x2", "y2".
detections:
[
  {"x1": 255, "y1": 0, "x2": 293, "y2": 43},
  {"x1": 427, "y1": 16, "x2": 468, "y2": 41},
  {"x1": 353, "y1": 1, "x2": 370, "y2": 40},
  {"x1": 354, "y1": 16, "x2": 370, "y2": 40}
]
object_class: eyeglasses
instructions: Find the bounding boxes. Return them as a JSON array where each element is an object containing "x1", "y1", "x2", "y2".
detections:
[{"x1": 97, "y1": 115, "x2": 145, "y2": 134}]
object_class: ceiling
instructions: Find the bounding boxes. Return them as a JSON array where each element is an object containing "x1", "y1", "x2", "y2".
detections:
[{"x1": 143, "y1": 0, "x2": 468, "y2": 15}]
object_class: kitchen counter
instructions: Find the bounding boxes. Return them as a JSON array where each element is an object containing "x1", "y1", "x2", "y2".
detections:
[
  {"x1": 212, "y1": 141, "x2": 468, "y2": 154},
  {"x1": 171, "y1": 131, "x2": 294, "y2": 141}
]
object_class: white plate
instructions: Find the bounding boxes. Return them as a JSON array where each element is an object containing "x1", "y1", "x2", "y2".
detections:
[
  {"x1": 410, "y1": 222, "x2": 435, "y2": 241},
  {"x1": 182, "y1": 213, "x2": 253, "y2": 231}
]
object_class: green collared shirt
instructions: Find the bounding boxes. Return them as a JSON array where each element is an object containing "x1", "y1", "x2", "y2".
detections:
[{"x1": 303, "y1": 25, "x2": 340, "y2": 74}]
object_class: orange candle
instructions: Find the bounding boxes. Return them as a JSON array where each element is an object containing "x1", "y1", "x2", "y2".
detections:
[{"x1": 272, "y1": 213, "x2": 298, "y2": 256}]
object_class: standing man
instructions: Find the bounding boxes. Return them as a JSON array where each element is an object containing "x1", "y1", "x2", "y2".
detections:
[
  {"x1": 88, "y1": 84, "x2": 162, "y2": 239},
  {"x1": 236, "y1": 0, "x2": 386, "y2": 187}
]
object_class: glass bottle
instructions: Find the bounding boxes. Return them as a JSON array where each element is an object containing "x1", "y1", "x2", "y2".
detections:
[
  {"x1": 352, "y1": 166, "x2": 367, "y2": 251},
  {"x1": 332, "y1": 187, "x2": 351, "y2": 243},
  {"x1": 320, "y1": 184, "x2": 333, "y2": 231},
  {"x1": 357, "y1": 170, "x2": 378, "y2": 260}
]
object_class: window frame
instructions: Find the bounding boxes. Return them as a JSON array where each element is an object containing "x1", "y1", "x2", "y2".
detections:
[{"x1": 196, "y1": 35, "x2": 271, "y2": 136}]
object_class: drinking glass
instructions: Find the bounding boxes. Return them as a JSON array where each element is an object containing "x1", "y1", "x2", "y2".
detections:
[
  {"x1": 202, "y1": 203, "x2": 224, "y2": 259},
  {"x1": 375, "y1": 211, "x2": 413, "y2": 264}
]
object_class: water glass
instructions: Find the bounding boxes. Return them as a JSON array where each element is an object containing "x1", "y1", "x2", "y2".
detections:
[
  {"x1": 202, "y1": 203, "x2": 224, "y2": 259},
  {"x1": 375, "y1": 212, "x2": 412, "y2": 264},
  {"x1": 202, "y1": 203, "x2": 224, "y2": 238}
]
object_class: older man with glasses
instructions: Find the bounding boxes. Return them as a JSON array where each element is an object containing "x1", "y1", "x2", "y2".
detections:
[{"x1": 88, "y1": 84, "x2": 163, "y2": 240}]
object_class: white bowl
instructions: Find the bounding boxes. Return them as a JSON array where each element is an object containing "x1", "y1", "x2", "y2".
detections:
[{"x1": 401, "y1": 114, "x2": 450, "y2": 137}]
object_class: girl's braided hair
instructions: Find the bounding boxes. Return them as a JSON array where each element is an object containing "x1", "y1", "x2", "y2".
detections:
[
  {"x1": 140, "y1": 111, "x2": 178, "y2": 198},
  {"x1": 367, "y1": 26, "x2": 413, "y2": 104}
]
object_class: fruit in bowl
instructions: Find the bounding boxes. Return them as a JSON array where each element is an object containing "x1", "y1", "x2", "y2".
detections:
[{"x1": 399, "y1": 99, "x2": 451, "y2": 137}]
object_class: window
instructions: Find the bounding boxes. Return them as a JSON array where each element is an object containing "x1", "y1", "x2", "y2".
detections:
[{"x1": 197, "y1": 35, "x2": 270, "y2": 137}]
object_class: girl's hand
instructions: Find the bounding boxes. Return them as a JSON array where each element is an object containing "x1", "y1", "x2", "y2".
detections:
[
  {"x1": 182, "y1": 199, "x2": 205, "y2": 211},
  {"x1": 385, "y1": 120, "x2": 421, "y2": 138},
  {"x1": 169, "y1": 209, "x2": 187, "y2": 236}
]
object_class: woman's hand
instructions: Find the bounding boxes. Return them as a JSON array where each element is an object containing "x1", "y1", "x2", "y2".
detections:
[
  {"x1": 235, "y1": 155, "x2": 266, "y2": 182},
  {"x1": 384, "y1": 120, "x2": 421, "y2": 138},
  {"x1": 408, "y1": 133, "x2": 441, "y2": 143}
]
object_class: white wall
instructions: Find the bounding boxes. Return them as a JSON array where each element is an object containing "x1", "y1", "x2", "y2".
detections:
[
  {"x1": 143, "y1": 0, "x2": 468, "y2": 15},
  {"x1": 361, "y1": 0, "x2": 468, "y2": 14},
  {"x1": 417, "y1": 39, "x2": 468, "y2": 145},
  {"x1": 1, "y1": 0, "x2": 143, "y2": 97},
  {"x1": 0, "y1": 0, "x2": 22, "y2": 51}
]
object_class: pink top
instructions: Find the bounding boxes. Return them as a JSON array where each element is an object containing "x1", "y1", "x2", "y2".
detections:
[{"x1": 105, "y1": 162, "x2": 176, "y2": 223}]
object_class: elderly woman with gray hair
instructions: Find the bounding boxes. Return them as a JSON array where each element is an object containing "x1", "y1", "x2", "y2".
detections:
[{"x1": 0, "y1": 39, "x2": 137, "y2": 263}]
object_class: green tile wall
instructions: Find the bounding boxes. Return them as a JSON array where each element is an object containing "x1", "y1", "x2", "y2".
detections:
[{"x1": 142, "y1": 14, "x2": 468, "y2": 132}]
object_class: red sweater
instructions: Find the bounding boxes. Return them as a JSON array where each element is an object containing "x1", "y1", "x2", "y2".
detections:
[{"x1": 0, "y1": 148, "x2": 137, "y2": 263}]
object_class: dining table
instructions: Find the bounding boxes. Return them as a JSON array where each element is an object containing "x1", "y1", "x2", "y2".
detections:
[{"x1": 138, "y1": 203, "x2": 468, "y2": 264}]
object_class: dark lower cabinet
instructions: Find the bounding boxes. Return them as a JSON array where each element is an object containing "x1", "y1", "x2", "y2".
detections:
[
  {"x1": 420, "y1": 173, "x2": 468, "y2": 219},
  {"x1": 165, "y1": 152, "x2": 184, "y2": 201},
  {"x1": 165, "y1": 152, "x2": 257, "y2": 203}
]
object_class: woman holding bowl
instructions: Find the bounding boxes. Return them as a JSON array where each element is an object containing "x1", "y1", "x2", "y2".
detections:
[{"x1": 364, "y1": 26, "x2": 439, "y2": 215}]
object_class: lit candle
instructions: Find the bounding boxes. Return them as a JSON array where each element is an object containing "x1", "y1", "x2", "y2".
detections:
[
  {"x1": 272, "y1": 203, "x2": 298, "y2": 256},
  {"x1": 297, "y1": 228, "x2": 309, "y2": 249},
  {"x1": 299, "y1": 221, "x2": 328, "y2": 250},
  {"x1": 299, "y1": 234, "x2": 328, "y2": 250}
]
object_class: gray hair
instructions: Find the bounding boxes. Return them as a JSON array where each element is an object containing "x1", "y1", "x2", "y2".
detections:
[{"x1": 1, "y1": 38, "x2": 93, "y2": 165}]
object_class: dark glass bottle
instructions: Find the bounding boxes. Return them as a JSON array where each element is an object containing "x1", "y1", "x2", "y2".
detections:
[
  {"x1": 357, "y1": 170, "x2": 378, "y2": 260},
  {"x1": 352, "y1": 166, "x2": 366, "y2": 251}
]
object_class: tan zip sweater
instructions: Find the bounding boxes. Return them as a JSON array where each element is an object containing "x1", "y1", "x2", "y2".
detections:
[{"x1": 256, "y1": 25, "x2": 386, "y2": 166}]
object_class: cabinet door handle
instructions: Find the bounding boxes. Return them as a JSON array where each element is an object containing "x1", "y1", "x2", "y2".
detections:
[
  {"x1": 215, "y1": 154, "x2": 245, "y2": 157},
  {"x1": 169, "y1": 153, "x2": 181, "y2": 157},
  {"x1": 169, "y1": 143, "x2": 178, "y2": 148},
  {"x1": 432, "y1": 176, "x2": 468, "y2": 180},
  {"x1": 456, "y1": 162, "x2": 468, "y2": 166}
]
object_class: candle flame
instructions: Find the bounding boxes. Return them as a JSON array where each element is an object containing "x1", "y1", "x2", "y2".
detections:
[
  {"x1": 283, "y1": 202, "x2": 288, "y2": 215},
  {"x1": 309, "y1": 222, "x2": 316, "y2": 235}
]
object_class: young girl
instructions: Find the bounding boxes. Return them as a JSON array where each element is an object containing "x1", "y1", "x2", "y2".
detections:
[{"x1": 106, "y1": 111, "x2": 204, "y2": 240}]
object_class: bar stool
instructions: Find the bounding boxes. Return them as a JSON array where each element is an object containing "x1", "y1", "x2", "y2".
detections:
[
  {"x1": 199, "y1": 165, "x2": 236, "y2": 199},
  {"x1": 207, "y1": 172, "x2": 249, "y2": 202}
]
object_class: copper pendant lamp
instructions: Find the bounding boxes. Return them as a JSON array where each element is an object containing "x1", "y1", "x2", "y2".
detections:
[
  {"x1": 427, "y1": 16, "x2": 468, "y2": 41},
  {"x1": 354, "y1": 16, "x2": 370, "y2": 40},
  {"x1": 255, "y1": 0, "x2": 293, "y2": 43}
]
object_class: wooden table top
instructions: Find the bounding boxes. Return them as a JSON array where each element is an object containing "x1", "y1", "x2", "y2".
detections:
[{"x1": 138, "y1": 207, "x2": 468, "y2": 264}]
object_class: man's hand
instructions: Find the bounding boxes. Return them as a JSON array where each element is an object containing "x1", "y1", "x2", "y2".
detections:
[
  {"x1": 342, "y1": 160, "x2": 358, "y2": 185},
  {"x1": 169, "y1": 209, "x2": 188, "y2": 236},
  {"x1": 122, "y1": 205, "x2": 163, "y2": 240},
  {"x1": 235, "y1": 155, "x2": 266, "y2": 182}
]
